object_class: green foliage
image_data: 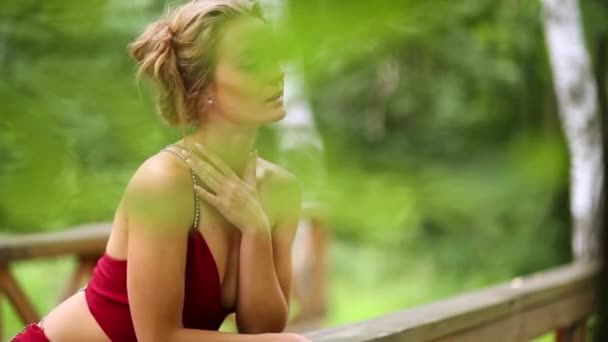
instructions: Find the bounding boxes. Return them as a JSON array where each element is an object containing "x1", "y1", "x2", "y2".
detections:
[
  {"x1": 0, "y1": 1, "x2": 176, "y2": 232},
  {"x1": 0, "y1": 0, "x2": 605, "y2": 336},
  {"x1": 283, "y1": 0, "x2": 576, "y2": 277}
]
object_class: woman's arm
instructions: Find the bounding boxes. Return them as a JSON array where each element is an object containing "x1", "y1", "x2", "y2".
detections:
[
  {"x1": 236, "y1": 172, "x2": 302, "y2": 333},
  {"x1": 182, "y1": 145, "x2": 303, "y2": 334},
  {"x1": 124, "y1": 156, "x2": 306, "y2": 342},
  {"x1": 182, "y1": 144, "x2": 301, "y2": 334}
]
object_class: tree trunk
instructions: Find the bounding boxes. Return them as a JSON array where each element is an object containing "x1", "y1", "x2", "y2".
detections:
[{"x1": 541, "y1": 0, "x2": 604, "y2": 260}]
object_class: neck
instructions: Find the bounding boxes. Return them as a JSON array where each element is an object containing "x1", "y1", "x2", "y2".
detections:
[{"x1": 181, "y1": 116, "x2": 258, "y2": 179}]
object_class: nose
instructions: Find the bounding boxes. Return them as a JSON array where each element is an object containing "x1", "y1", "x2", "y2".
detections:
[{"x1": 267, "y1": 70, "x2": 284, "y2": 89}]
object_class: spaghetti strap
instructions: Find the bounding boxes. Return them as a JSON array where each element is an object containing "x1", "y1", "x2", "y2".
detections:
[{"x1": 160, "y1": 144, "x2": 200, "y2": 229}]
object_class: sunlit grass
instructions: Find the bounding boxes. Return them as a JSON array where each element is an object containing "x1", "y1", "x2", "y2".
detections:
[{"x1": 326, "y1": 241, "x2": 437, "y2": 326}]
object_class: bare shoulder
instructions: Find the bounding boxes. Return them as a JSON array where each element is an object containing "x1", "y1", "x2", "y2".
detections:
[
  {"x1": 127, "y1": 151, "x2": 192, "y2": 197},
  {"x1": 257, "y1": 157, "x2": 299, "y2": 193},
  {"x1": 123, "y1": 150, "x2": 194, "y2": 229},
  {"x1": 257, "y1": 157, "x2": 302, "y2": 222}
]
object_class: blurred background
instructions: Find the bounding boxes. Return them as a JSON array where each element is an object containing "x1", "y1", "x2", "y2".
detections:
[{"x1": 1, "y1": 0, "x2": 606, "y2": 341}]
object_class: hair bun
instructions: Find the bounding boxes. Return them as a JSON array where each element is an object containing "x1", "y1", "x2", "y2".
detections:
[
  {"x1": 129, "y1": 18, "x2": 186, "y2": 125},
  {"x1": 155, "y1": 21, "x2": 175, "y2": 45},
  {"x1": 130, "y1": 20, "x2": 176, "y2": 79}
]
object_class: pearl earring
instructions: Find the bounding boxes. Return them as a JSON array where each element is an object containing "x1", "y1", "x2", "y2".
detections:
[{"x1": 207, "y1": 98, "x2": 214, "y2": 105}]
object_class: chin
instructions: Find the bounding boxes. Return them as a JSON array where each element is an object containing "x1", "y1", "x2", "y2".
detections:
[
  {"x1": 273, "y1": 107, "x2": 287, "y2": 121},
  {"x1": 261, "y1": 106, "x2": 286, "y2": 123}
]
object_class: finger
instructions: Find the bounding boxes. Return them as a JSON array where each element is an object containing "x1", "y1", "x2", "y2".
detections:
[
  {"x1": 195, "y1": 143, "x2": 237, "y2": 178},
  {"x1": 243, "y1": 149, "x2": 257, "y2": 187},
  {"x1": 186, "y1": 157, "x2": 223, "y2": 192},
  {"x1": 187, "y1": 156, "x2": 224, "y2": 182},
  {"x1": 194, "y1": 185, "x2": 219, "y2": 207}
]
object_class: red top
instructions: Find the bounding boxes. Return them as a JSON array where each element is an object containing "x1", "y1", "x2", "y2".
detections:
[{"x1": 85, "y1": 228, "x2": 231, "y2": 342}]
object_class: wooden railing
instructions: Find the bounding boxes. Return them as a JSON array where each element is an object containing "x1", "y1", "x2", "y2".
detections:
[
  {"x1": 0, "y1": 222, "x2": 111, "y2": 338},
  {"x1": 303, "y1": 261, "x2": 600, "y2": 342},
  {"x1": 1, "y1": 224, "x2": 600, "y2": 341}
]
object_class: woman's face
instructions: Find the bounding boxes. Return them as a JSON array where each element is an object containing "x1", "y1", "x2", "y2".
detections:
[{"x1": 208, "y1": 16, "x2": 285, "y2": 125}]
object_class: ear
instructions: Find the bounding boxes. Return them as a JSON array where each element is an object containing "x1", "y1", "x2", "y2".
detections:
[{"x1": 199, "y1": 86, "x2": 216, "y2": 109}]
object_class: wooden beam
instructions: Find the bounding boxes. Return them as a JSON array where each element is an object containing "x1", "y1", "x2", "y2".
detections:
[
  {"x1": 0, "y1": 223, "x2": 110, "y2": 263},
  {"x1": 304, "y1": 261, "x2": 599, "y2": 342},
  {"x1": 432, "y1": 291, "x2": 594, "y2": 341}
]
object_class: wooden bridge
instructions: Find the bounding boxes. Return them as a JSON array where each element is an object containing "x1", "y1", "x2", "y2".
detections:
[{"x1": 0, "y1": 223, "x2": 600, "y2": 341}]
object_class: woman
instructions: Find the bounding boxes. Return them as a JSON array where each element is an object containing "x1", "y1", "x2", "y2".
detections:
[{"x1": 12, "y1": 1, "x2": 309, "y2": 341}]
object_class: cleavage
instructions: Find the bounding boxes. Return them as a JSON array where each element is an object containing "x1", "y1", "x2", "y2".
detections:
[{"x1": 197, "y1": 207, "x2": 240, "y2": 312}]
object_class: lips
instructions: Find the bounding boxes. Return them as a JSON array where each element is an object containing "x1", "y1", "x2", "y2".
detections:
[{"x1": 265, "y1": 89, "x2": 283, "y2": 102}]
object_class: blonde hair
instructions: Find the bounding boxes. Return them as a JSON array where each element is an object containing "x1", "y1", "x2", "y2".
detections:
[{"x1": 129, "y1": 0, "x2": 264, "y2": 126}]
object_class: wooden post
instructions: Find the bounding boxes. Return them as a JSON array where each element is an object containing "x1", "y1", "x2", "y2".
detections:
[
  {"x1": 556, "y1": 319, "x2": 587, "y2": 342},
  {"x1": 0, "y1": 264, "x2": 39, "y2": 325},
  {"x1": 58, "y1": 254, "x2": 98, "y2": 303}
]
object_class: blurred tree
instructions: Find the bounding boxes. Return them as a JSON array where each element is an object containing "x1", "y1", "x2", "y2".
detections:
[{"x1": 541, "y1": 0, "x2": 604, "y2": 259}]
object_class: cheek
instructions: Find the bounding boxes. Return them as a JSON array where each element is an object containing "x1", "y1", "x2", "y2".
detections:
[{"x1": 215, "y1": 68, "x2": 262, "y2": 109}]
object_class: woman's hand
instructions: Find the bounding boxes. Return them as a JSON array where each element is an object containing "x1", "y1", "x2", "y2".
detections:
[{"x1": 185, "y1": 143, "x2": 271, "y2": 234}]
